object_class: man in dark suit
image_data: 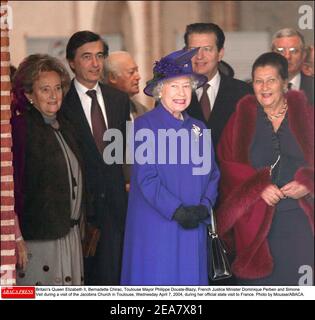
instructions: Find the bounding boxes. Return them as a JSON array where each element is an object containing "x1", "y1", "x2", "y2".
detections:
[
  {"x1": 103, "y1": 51, "x2": 148, "y2": 188},
  {"x1": 61, "y1": 31, "x2": 130, "y2": 285},
  {"x1": 103, "y1": 51, "x2": 148, "y2": 121},
  {"x1": 272, "y1": 28, "x2": 314, "y2": 106},
  {"x1": 183, "y1": 23, "x2": 252, "y2": 148}
]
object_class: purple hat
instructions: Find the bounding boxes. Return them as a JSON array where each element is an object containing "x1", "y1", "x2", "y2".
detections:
[{"x1": 143, "y1": 48, "x2": 208, "y2": 97}]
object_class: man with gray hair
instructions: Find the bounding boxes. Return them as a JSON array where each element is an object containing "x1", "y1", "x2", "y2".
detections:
[
  {"x1": 104, "y1": 51, "x2": 148, "y2": 187},
  {"x1": 104, "y1": 51, "x2": 148, "y2": 120},
  {"x1": 272, "y1": 28, "x2": 313, "y2": 105}
]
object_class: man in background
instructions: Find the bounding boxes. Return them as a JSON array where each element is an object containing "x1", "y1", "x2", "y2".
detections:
[
  {"x1": 184, "y1": 22, "x2": 252, "y2": 148},
  {"x1": 62, "y1": 31, "x2": 130, "y2": 285},
  {"x1": 272, "y1": 28, "x2": 314, "y2": 105},
  {"x1": 104, "y1": 51, "x2": 148, "y2": 120},
  {"x1": 103, "y1": 51, "x2": 148, "y2": 188}
]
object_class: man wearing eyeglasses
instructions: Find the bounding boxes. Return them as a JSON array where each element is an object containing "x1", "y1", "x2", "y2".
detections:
[
  {"x1": 184, "y1": 23, "x2": 252, "y2": 148},
  {"x1": 62, "y1": 31, "x2": 130, "y2": 285},
  {"x1": 272, "y1": 28, "x2": 314, "y2": 106}
]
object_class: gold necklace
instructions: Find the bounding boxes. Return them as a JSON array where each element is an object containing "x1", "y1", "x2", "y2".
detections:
[{"x1": 266, "y1": 100, "x2": 288, "y2": 121}]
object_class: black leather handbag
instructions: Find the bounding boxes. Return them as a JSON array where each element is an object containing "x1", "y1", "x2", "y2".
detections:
[{"x1": 207, "y1": 210, "x2": 232, "y2": 281}]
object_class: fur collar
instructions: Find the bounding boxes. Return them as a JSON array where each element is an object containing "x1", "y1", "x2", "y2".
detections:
[
  {"x1": 232, "y1": 90, "x2": 314, "y2": 165},
  {"x1": 217, "y1": 91, "x2": 314, "y2": 279}
]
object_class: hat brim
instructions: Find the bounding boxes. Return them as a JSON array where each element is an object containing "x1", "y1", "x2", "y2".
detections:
[{"x1": 143, "y1": 73, "x2": 207, "y2": 97}]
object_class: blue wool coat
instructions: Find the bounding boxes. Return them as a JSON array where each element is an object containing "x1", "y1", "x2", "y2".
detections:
[{"x1": 121, "y1": 103, "x2": 220, "y2": 285}]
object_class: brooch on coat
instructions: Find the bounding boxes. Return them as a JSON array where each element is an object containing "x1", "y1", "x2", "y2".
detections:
[{"x1": 192, "y1": 124, "x2": 202, "y2": 141}]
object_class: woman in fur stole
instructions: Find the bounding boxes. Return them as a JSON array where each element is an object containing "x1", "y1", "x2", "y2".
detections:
[{"x1": 216, "y1": 52, "x2": 314, "y2": 285}]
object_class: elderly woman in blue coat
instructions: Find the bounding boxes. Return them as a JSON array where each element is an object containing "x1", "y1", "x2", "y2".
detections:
[{"x1": 121, "y1": 48, "x2": 220, "y2": 285}]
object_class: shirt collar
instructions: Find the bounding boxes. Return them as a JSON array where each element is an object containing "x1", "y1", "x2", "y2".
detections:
[
  {"x1": 208, "y1": 70, "x2": 220, "y2": 88},
  {"x1": 196, "y1": 70, "x2": 220, "y2": 95},
  {"x1": 74, "y1": 78, "x2": 101, "y2": 96},
  {"x1": 196, "y1": 70, "x2": 221, "y2": 102},
  {"x1": 289, "y1": 73, "x2": 301, "y2": 90}
]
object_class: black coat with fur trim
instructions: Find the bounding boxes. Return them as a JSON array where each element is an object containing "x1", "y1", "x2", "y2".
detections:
[{"x1": 13, "y1": 106, "x2": 85, "y2": 240}]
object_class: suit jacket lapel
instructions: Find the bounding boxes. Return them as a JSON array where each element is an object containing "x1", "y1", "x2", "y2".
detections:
[
  {"x1": 210, "y1": 74, "x2": 227, "y2": 120},
  {"x1": 66, "y1": 82, "x2": 102, "y2": 159},
  {"x1": 188, "y1": 74, "x2": 229, "y2": 126},
  {"x1": 300, "y1": 73, "x2": 314, "y2": 105},
  {"x1": 100, "y1": 83, "x2": 115, "y2": 129},
  {"x1": 187, "y1": 92, "x2": 204, "y2": 122},
  {"x1": 300, "y1": 73, "x2": 307, "y2": 91}
]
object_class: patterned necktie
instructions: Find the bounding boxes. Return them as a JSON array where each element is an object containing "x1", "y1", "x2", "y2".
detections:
[
  {"x1": 86, "y1": 90, "x2": 107, "y2": 154},
  {"x1": 200, "y1": 83, "x2": 211, "y2": 121}
]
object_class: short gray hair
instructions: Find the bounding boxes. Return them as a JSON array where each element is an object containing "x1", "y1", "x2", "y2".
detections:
[
  {"x1": 271, "y1": 28, "x2": 305, "y2": 50},
  {"x1": 103, "y1": 51, "x2": 131, "y2": 83},
  {"x1": 152, "y1": 77, "x2": 199, "y2": 101}
]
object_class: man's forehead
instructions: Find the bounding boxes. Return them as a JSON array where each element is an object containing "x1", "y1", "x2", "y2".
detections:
[
  {"x1": 188, "y1": 32, "x2": 216, "y2": 41},
  {"x1": 122, "y1": 59, "x2": 138, "y2": 69},
  {"x1": 77, "y1": 40, "x2": 104, "y2": 53},
  {"x1": 274, "y1": 36, "x2": 303, "y2": 47},
  {"x1": 110, "y1": 54, "x2": 134, "y2": 66}
]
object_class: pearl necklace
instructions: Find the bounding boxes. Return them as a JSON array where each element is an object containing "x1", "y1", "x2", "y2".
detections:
[{"x1": 265, "y1": 100, "x2": 288, "y2": 121}]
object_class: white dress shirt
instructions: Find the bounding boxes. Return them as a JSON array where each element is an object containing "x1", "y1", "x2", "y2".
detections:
[
  {"x1": 289, "y1": 72, "x2": 301, "y2": 90},
  {"x1": 74, "y1": 79, "x2": 109, "y2": 130},
  {"x1": 196, "y1": 71, "x2": 221, "y2": 110}
]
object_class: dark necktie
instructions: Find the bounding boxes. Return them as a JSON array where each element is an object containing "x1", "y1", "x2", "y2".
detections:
[
  {"x1": 200, "y1": 83, "x2": 211, "y2": 121},
  {"x1": 86, "y1": 90, "x2": 107, "y2": 154},
  {"x1": 288, "y1": 82, "x2": 293, "y2": 90}
]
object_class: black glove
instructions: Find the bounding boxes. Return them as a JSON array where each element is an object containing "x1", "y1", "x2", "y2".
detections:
[
  {"x1": 173, "y1": 205, "x2": 209, "y2": 229},
  {"x1": 193, "y1": 205, "x2": 209, "y2": 220}
]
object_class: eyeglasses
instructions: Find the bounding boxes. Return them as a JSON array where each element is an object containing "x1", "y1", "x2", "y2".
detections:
[
  {"x1": 187, "y1": 46, "x2": 215, "y2": 54},
  {"x1": 274, "y1": 47, "x2": 303, "y2": 55}
]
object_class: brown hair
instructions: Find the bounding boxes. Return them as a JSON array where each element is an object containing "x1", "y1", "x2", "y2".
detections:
[
  {"x1": 13, "y1": 54, "x2": 70, "y2": 94},
  {"x1": 12, "y1": 54, "x2": 70, "y2": 114}
]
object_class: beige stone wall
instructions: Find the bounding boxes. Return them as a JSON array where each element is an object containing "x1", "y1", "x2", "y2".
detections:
[
  {"x1": 9, "y1": 1, "x2": 98, "y2": 66},
  {"x1": 159, "y1": 1, "x2": 200, "y2": 55},
  {"x1": 240, "y1": 1, "x2": 313, "y2": 44}
]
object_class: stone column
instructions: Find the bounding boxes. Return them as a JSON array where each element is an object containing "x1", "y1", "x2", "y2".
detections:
[
  {"x1": 209, "y1": 1, "x2": 240, "y2": 31},
  {"x1": 223, "y1": 1, "x2": 239, "y2": 31},
  {"x1": 150, "y1": 1, "x2": 162, "y2": 62},
  {"x1": 128, "y1": 1, "x2": 154, "y2": 108}
]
